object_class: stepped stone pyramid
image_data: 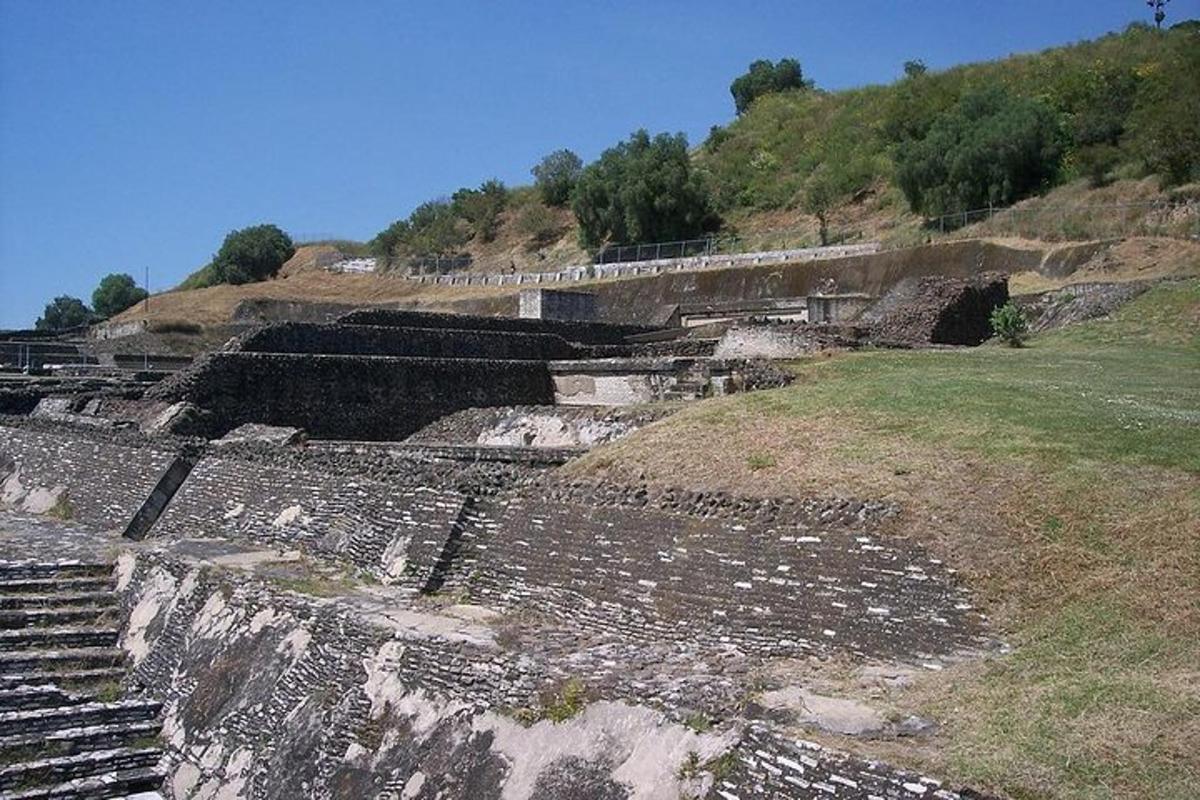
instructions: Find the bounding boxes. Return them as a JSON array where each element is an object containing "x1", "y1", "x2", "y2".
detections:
[{"x1": 0, "y1": 560, "x2": 164, "y2": 800}]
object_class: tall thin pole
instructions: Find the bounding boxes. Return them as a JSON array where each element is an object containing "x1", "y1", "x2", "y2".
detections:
[{"x1": 144, "y1": 266, "x2": 150, "y2": 313}]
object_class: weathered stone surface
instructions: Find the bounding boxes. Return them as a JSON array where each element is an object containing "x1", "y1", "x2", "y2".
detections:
[
  {"x1": 146, "y1": 352, "x2": 557, "y2": 440},
  {"x1": 866, "y1": 274, "x2": 1009, "y2": 346},
  {"x1": 0, "y1": 423, "x2": 184, "y2": 530}
]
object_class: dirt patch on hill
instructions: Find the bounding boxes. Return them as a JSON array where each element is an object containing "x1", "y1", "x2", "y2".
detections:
[{"x1": 1009, "y1": 236, "x2": 1200, "y2": 294}]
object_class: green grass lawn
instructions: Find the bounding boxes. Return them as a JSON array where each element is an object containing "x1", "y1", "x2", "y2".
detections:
[{"x1": 743, "y1": 280, "x2": 1200, "y2": 474}]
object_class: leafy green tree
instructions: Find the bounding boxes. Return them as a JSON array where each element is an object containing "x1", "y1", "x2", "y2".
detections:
[
  {"x1": 1126, "y1": 34, "x2": 1200, "y2": 186},
  {"x1": 91, "y1": 273, "x2": 148, "y2": 318},
  {"x1": 209, "y1": 224, "x2": 295, "y2": 285},
  {"x1": 451, "y1": 179, "x2": 508, "y2": 242},
  {"x1": 35, "y1": 296, "x2": 92, "y2": 331},
  {"x1": 802, "y1": 165, "x2": 841, "y2": 246},
  {"x1": 531, "y1": 150, "x2": 583, "y2": 206},
  {"x1": 369, "y1": 200, "x2": 471, "y2": 268},
  {"x1": 903, "y1": 59, "x2": 928, "y2": 78},
  {"x1": 730, "y1": 58, "x2": 807, "y2": 115},
  {"x1": 895, "y1": 87, "x2": 1065, "y2": 216},
  {"x1": 572, "y1": 130, "x2": 718, "y2": 248}
]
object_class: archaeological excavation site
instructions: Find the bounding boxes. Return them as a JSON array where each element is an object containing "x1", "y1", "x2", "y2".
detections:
[{"x1": 5, "y1": 226, "x2": 1194, "y2": 800}]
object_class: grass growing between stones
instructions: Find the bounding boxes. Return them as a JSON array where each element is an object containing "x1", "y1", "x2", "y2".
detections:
[{"x1": 568, "y1": 280, "x2": 1200, "y2": 799}]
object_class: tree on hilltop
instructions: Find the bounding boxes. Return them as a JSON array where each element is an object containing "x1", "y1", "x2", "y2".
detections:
[
  {"x1": 572, "y1": 130, "x2": 718, "y2": 248},
  {"x1": 730, "y1": 58, "x2": 808, "y2": 115},
  {"x1": 209, "y1": 224, "x2": 295, "y2": 285},
  {"x1": 92, "y1": 273, "x2": 148, "y2": 318},
  {"x1": 451, "y1": 179, "x2": 508, "y2": 242},
  {"x1": 532, "y1": 149, "x2": 583, "y2": 207},
  {"x1": 895, "y1": 87, "x2": 1064, "y2": 216},
  {"x1": 35, "y1": 296, "x2": 92, "y2": 331}
]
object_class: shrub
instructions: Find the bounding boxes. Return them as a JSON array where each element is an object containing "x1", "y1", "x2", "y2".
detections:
[
  {"x1": 369, "y1": 200, "x2": 470, "y2": 269},
  {"x1": 896, "y1": 87, "x2": 1065, "y2": 215},
  {"x1": 177, "y1": 263, "x2": 219, "y2": 291},
  {"x1": 531, "y1": 149, "x2": 583, "y2": 206},
  {"x1": 515, "y1": 203, "x2": 564, "y2": 249},
  {"x1": 572, "y1": 129, "x2": 718, "y2": 248},
  {"x1": 451, "y1": 179, "x2": 508, "y2": 242},
  {"x1": 92, "y1": 273, "x2": 148, "y2": 318},
  {"x1": 209, "y1": 224, "x2": 295, "y2": 285},
  {"x1": 1125, "y1": 32, "x2": 1200, "y2": 187},
  {"x1": 35, "y1": 296, "x2": 92, "y2": 331},
  {"x1": 990, "y1": 301, "x2": 1029, "y2": 347},
  {"x1": 730, "y1": 58, "x2": 807, "y2": 115}
]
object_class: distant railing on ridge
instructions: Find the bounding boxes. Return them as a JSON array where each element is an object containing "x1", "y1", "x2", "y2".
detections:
[{"x1": 402, "y1": 242, "x2": 882, "y2": 287}]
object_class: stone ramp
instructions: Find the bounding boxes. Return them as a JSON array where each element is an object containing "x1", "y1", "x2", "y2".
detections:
[{"x1": 0, "y1": 560, "x2": 164, "y2": 800}]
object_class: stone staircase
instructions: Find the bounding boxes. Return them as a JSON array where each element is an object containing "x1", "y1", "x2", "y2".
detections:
[{"x1": 0, "y1": 561, "x2": 164, "y2": 800}]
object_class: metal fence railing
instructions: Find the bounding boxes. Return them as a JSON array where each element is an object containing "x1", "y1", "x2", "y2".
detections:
[{"x1": 925, "y1": 199, "x2": 1200, "y2": 240}]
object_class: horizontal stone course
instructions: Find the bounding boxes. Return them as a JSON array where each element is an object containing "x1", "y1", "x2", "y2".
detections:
[
  {"x1": 338, "y1": 308, "x2": 657, "y2": 344},
  {"x1": 228, "y1": 321, "x2": 583, "y2": 361},
  {"x1": 458, "y1": 488, "x2": 987, "y2": 661},
  {"x1": 148, "y1": 352, "x2": 557, "y2": 440}
]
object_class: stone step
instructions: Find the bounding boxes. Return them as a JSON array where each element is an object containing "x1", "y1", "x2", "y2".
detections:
[
  {"x1": 0, "y1": 747, "x2": 163, "y2": 792},
  {"x1": 0, "y1": 648, "x2": 126, "y2": 675},
  {"x1": 0, "y1": 699, "x2": 162, "y2": 737},
  {"x1": 0, "y1": 765, "x2": 164, "y2": 800},
  {"x1": 0, "y1": 668, "x2": 126, "y2": 691},
  {"x1": 0, "y1": 720, "x2": 160, "y2": 761},
  {"x1": 0, "y1": 577, "x2": 114, "y2": 595},
  {"x1": 0, "y1": 628, "x2": 119, "y2": 651},
  {"x1": 0, "y1": 593, "x2": 118, "y2": 611},
  {"x1": 0, "y1": 562, "x2": 114, "y2": 581},
  {"x1": 0, "y1": 686, "x2": 94, "y2": 712},
  {"x1": 0, "y1": 607, "x2": 118, "y2": 630}
]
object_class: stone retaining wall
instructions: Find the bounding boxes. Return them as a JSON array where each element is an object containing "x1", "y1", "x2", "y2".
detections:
[
  {"x1": 0, "y1": 423, "x2": 182, "y2": 530},
  {"x1": 228, "y1": 322, "x2": 581, "y2": 361},
  {"x1": 455, "y1": 487, "x2": 989, "y2": 662},
  {"x1": 337, "y1": 309, "x2": 657, "y2": 344},
  {"x1": 148, "y1": 352, "x2": 557, "y2": 440}
]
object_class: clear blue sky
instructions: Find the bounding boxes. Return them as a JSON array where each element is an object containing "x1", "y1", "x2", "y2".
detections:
[{"x1": 1, "y1": 0, "x2": 1194, "y2": 328}]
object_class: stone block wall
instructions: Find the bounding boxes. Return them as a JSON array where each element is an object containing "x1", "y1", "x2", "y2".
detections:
[
  {"x1": 148, "y1": 352, "x2": 556, "y2": 440},
  {"x1": 117, "y1": 555, "x2": 543, "y2": 800},
  {"x1": 338, "y1": 309, "x2": 657, "y2": 344},
  {"x1": 153, "y1": 452, "x2": 466, "y2": 585},
  {"x1": 0, "y1": 423, "x2": 182, "y2": 530},
  {"x1": 518, "y1": 289, "x2": 598, "y2": 322},
  {"x1": 229, "y1": 322, "x2": 581, "y2": 361},
  {"x1": 118, "y1": 551, "x2": 969, "y2": 800},
  {"x1": 456, "y1": 486, "x2": 990, "y2": 662}
]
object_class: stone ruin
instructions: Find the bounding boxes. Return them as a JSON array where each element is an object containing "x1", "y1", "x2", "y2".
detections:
[{"x1": 0, "y1": 303, "x2": 1013, "y2": 800}]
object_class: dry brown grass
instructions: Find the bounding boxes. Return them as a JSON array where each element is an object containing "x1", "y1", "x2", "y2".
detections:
[
  {"x1": 111, "y1": 269, "x2": 517, "y2": 327},
  {"x1": 1009, "y1": 236, "x2": 1200, "y2": 294}
]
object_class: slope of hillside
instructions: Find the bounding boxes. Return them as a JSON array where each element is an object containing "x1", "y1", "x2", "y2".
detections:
[{"x1": 699, "y1": 22, "x2": 1198, "y2": 221}]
